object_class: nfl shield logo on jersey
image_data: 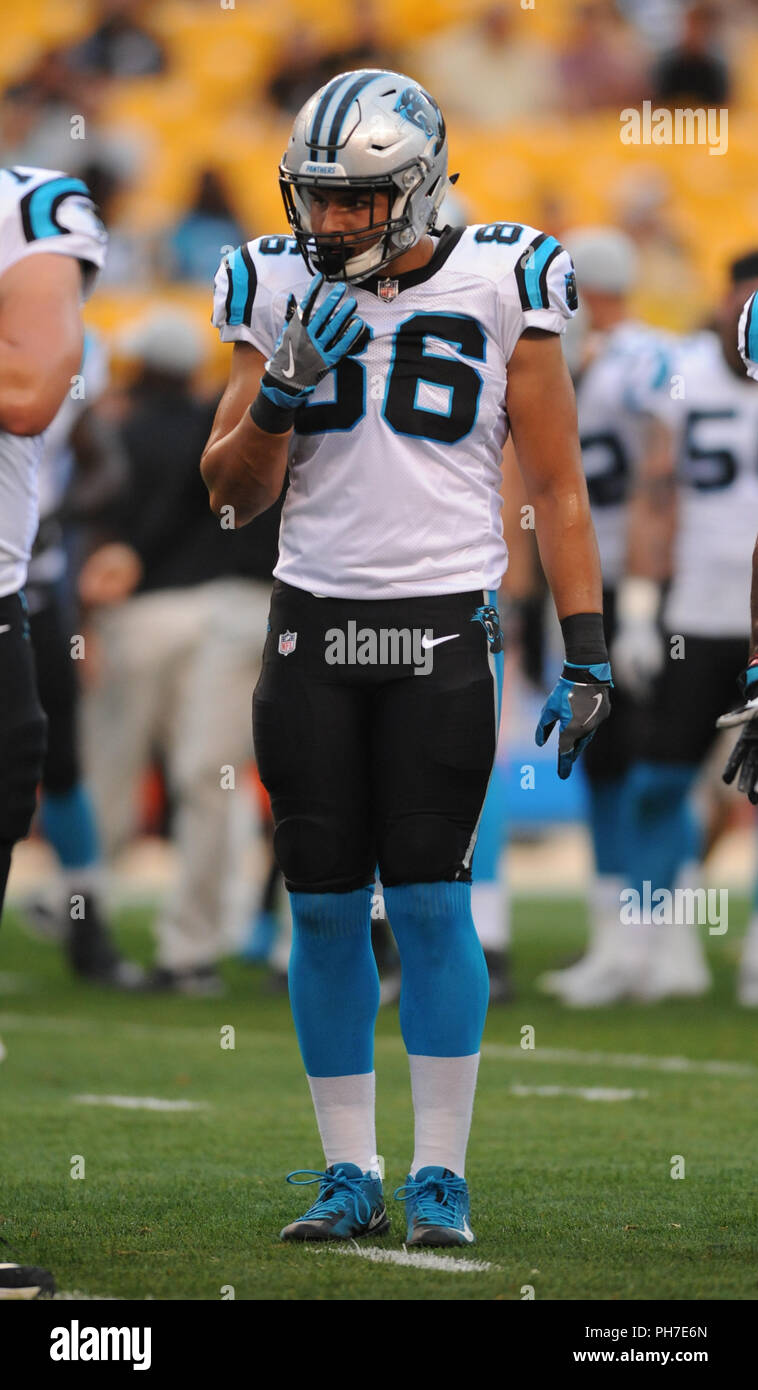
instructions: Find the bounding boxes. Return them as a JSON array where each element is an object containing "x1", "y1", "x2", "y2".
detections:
[
  {"x1": 378, "y1": 278, "x2": 399, "y2": 302},
  {"x1": 278, "y1": 630, "x2": 297, "y2": 656}
]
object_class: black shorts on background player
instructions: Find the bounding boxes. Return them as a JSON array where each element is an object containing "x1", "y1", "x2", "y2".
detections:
[{"x1": 0, "y1": 593, "x2": 47, "y2": 914}]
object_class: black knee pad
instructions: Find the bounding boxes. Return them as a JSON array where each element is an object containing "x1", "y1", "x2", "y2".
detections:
[
  {"x1": 0, "y1": 710, "x2": 47, "y2": 842},
  {"x1": 273, "y1": 815, "x2": 373, "y2": 893},
  {"x1": 379, "y1": 813, "x2": 469, "y2": 888}
]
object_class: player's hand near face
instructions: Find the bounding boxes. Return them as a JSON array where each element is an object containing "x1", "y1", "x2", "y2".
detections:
[
  {"x1": 201, "y1": 277, "x2": 366, "y2": 527},
  {"x1": 259, "y1": 273, "x2": 364, "y2": 409}
]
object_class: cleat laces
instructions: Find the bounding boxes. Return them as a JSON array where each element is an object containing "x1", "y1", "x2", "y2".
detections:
[
  {"x1": 393, "y1": 1171, "x2": 468, "y2": 1226},
  {"x1": 285, "y1": 1168, "x2": 375, "y2": 1224}
]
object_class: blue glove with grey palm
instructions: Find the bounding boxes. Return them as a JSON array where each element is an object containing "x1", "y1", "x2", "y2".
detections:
[
  {"x1": 536, "y1": 661, "x2": 613, "y2": 780},
  {"x1": 719, "y1": 659, "x2": 758, "y2": 804},
  {"x1": 251, "y1": 273, "x2": 365, "y2": 431}
]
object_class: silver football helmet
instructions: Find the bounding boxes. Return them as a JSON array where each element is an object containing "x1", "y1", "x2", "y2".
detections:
[{"x1": 279, "y1": 69, "x2": 453, "y2": 282}]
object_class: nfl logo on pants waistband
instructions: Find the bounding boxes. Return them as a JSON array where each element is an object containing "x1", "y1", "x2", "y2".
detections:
[
  {"x1": 378, "y1": 278, "x2": 399, "y2": 302},
  {"x1": 278, "y1": 630, "x2": 297, "y2": 656}
]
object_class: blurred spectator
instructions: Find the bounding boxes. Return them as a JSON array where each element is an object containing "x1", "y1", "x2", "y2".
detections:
[
  {"x1": 65, "y1": 0, "x2": 166, "y2": 80},
  {"x1": 0, "y1": 48, "x2": 141, "y2": 177},
  {"x1": 402, "y1": 5, "x2": 554, "y2": 124},
  {"x1": 653, "y1": 2, "x2": 730, "y2": 106},
  {"x1": 266, "y1": 3, "x2": 393, "y2": 115},
  {"x1": 556, "y1": 0, "x2": 650, "y2": 114},
  {"x1": 613, "y1": 168, "x2": 702, "y2": 330},
  {"x1": 163, "y1": 168, "x2": 247, "y2": 285},
  {"x1": 1, "y1": 49, "x2": 100, "y2": 172},
  {"x1": 80, "y1": 160, "x2": 155, "y2": 289},
  {"x1": 79, "y1": 310, "x2": 282, "y2": 994}
]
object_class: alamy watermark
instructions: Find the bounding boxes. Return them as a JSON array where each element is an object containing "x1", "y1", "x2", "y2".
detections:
[
  {"x1": 620, "y1": 101, "x2": 727, "y2": 156},
  {"x1": 319, "y1": 622, "x2": 458, "y2": 675},
  {"x1": 620, "y1": 881, "x2": 727, "y2": 935}
]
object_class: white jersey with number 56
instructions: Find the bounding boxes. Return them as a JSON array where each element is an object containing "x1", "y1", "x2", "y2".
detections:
[{"x1": 213, "y1": 222, "x2": 576, "y2": 599}]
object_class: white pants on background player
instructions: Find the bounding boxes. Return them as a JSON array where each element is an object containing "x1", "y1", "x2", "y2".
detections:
[{"x1": 82, "y1": 577, "x2": 271, "y2": 971}]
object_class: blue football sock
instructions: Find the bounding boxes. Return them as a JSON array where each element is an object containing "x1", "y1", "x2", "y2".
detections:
[
  {"x1": 288, "y1": 887, "x2": 379, "y2": 1077},
  {"x1": 623, "y1": 761, "x2": 701, "y2": 896},
  {"x1": 40, "y1": 784, "x2": 100, "y2": 871},
  {"x1": 383, "y1": 881, "x2": 490, "y2": 1056},
  {"x1": 586, "y1": 777, "x2": 625, "y2": 876}
]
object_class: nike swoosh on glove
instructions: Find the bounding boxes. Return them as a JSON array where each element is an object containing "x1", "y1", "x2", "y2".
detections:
[
  {"x1": 535, "y1": 661, "x2": 613, "y2": 780},
  {"x1": 260, "y1": 272, "x2": 365, "y2": 410}
]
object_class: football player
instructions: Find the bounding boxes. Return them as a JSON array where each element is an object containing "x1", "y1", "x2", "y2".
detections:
[
  {"x1": 540, "y1": 227, "x2": 676, "y2": 1006},
  {"x1": 713, "y1": 295, "x2": 758, "y2": 1001},
  {"x1": 0, "y1": 163, "x2": 107, "y2": 1299},
  {"x1": 0, "y1": 166, "x2": 106, "y2": 920},
  {"x1": 612, "y1": 252, "x2": 758, "y2": 1001},
  {"x1": 203, "y1": 70, "x2": 611, "y2": 1246}
]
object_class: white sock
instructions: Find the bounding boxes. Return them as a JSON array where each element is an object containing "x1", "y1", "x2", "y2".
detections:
[
  {"x1": 306, "y1": 1072, "x2": 377, "y2": 1172},
  {"x1": 471, "y1": 879, "x2": 510, "y2": 951},
  {"x1": 61, "y1": 865, "x2": 104, "y2": 905},
  {"x1": 741, "y1": 910, "x2": 758, "y2": 972},
  {"x1": 652, "y1": 862, "x2": 710, "y2": 976},
  {"x1": 408, "y1": 1054, "x2": 480, "y2": 1178},
  {"x1": 585, "y1": 874, "x2": 626, "y2": 962}
]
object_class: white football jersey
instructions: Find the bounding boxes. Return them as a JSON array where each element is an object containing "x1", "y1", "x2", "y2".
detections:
[
  {"x1": 28, "y1": 331, "x2": 109, "y2": 595},
  {"x1": 638, "y1": 330, "x2": 758, "y2": 638},
  {"x1": 738, "y1": 291, "x2": 758, "y2": 381},
  {"x1": 213, "y1": 222, "x2": 576, "y2": 598},
  {"x1": 0, "y1": 165, "x2": 107, "y2": 598},
  {"x1": 576, "y1": 321, "x2": 671, "y2": 586}
]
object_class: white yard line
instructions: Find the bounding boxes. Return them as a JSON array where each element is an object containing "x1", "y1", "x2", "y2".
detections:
[
  {"x1": 53, "y1": 1290, "x2": 126, "y2": 1300},
  {"x1": 310, "y1": 1242, "x2": 496, "y2": 1274},
  {"x1": 509, "y1": 1083, "x2": 647, "y2": 1101},
  {"x1": 482, "y1": 1043, "x2": 756, "y2": 1077},
  {"x1": 73, "y1": 1094, "x2": 208, "y2": 1112}
]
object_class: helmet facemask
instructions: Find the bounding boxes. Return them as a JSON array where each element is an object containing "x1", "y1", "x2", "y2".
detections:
[{"x1": 280, "y1": 164, "x2": 430, "y2": 283}]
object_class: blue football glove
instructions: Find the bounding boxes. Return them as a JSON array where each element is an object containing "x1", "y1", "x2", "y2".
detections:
[
  {"x1": 719, "y1": 660, "x2": 758, "y2": 804},
  {"x1": 260, "y1": 272, "x2": 365, "y2": 411},
  {"x1": 535, "y1": 661, "x2": 613, "y2": 780}
]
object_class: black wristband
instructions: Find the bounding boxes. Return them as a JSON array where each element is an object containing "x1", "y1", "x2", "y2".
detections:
[
  {"x1": 249, "y1": 393, "x2": 295, "y2": 435},
  {"x1": 560, "y1": 611, "x2": 608, "y2": 666}
]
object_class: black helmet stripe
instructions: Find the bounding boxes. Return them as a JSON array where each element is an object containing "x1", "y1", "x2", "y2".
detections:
[
  {"x1": 324, "y1": 72, "x2": 381, "y2": 161},
  {"x1": 308, "y1": 74, "x2": 354, "y2": 160}
]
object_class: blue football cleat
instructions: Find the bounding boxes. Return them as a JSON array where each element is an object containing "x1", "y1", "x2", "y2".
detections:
[
  {"x1": 279, "y1": 1163, "x2": 389, "y2": 1241},
  {"x1": 394, "y1": 1166, "x2": 475, "y2": 1246}
]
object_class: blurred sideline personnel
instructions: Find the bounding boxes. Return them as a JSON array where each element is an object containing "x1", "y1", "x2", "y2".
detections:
[
  {"x1": 79, "y1": 310, "x2": 282, "y2": 995},
  {"x1": 540, "y1": 227, "x2": 673, "y2": 1006},
  {"x1": 614, "y1": 253, "x2": 758, "y2": 1004},
  {"x1": 24, "y1": 330, "x2": 144, "y2": 986},
  {"x1": 203, "y1": 70, "x2": 611, "y2": 1246},
  {"x1": 0, "y1": 163, "x2": 106, "y2": 1301}
]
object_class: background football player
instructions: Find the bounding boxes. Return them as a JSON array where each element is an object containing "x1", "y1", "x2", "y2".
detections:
[
  {"x1": 539, "y1": 226, "x2": 675, "y2": 1006},
  {"x1": 202, "y1": 70, "x2": 611, "y2": 1247},
  {"x1": 0, "y1": 161, "x2": 107, "y2": 1299},
  {"x1": 612, "y1": 253, "x2": 758, "y2": 1003}
]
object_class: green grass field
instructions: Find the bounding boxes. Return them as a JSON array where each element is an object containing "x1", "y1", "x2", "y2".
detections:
[{"x1": 1, "y1": 897, "x2": 756, "y2": 1302}]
